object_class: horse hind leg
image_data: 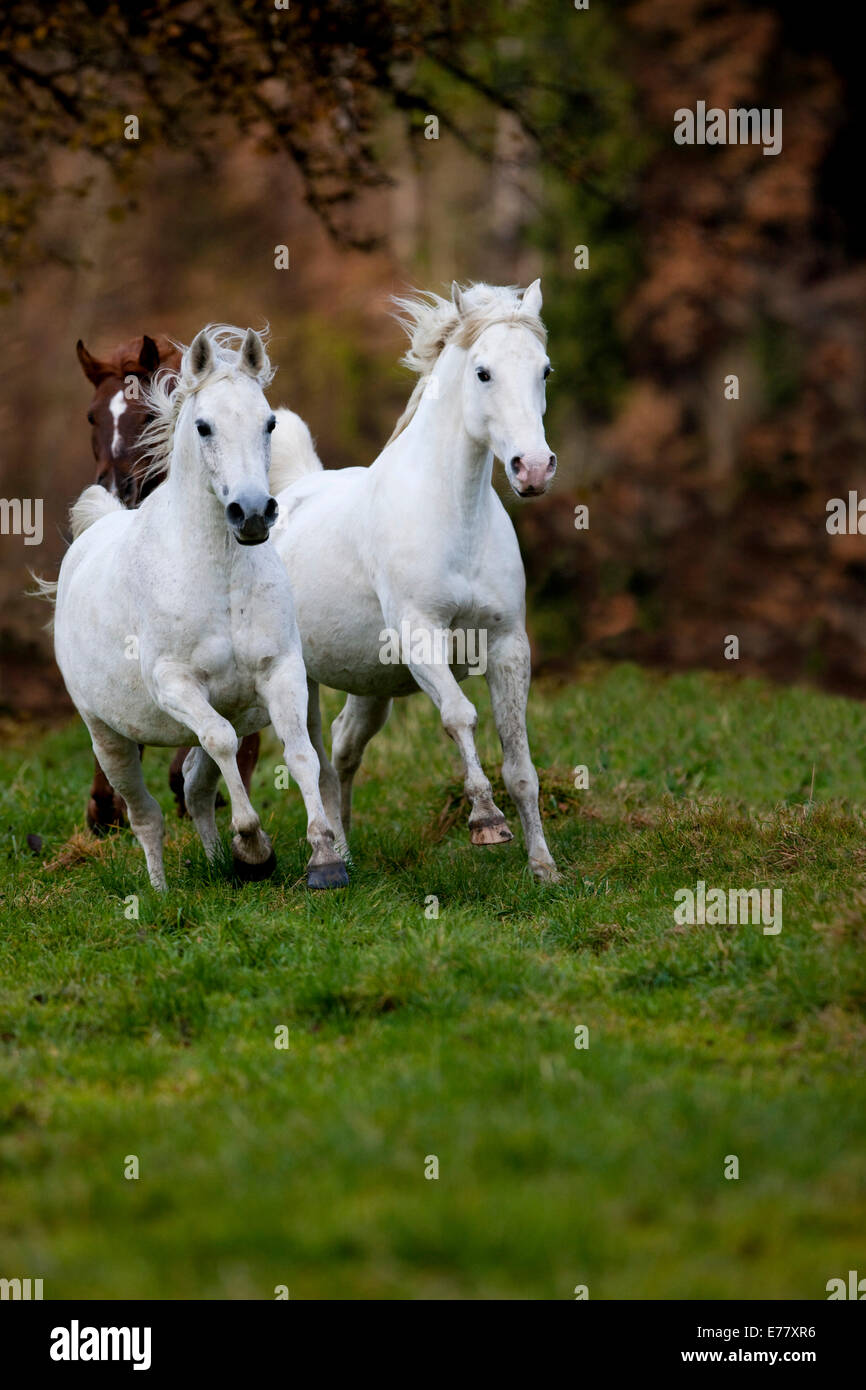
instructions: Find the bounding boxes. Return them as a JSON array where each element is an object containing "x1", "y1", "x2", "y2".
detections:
[
  {"x1": 330, "y1": 694, "x2": 392, "y2": 837},
  {"x1": 87, "y1": 721, "x2": 166, "y2": 890}
]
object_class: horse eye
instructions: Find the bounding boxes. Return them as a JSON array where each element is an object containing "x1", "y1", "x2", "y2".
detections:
[
  {"x1": 543, "y1": 365, "x2": 553, "y2": 380},
  {"x1": 196, "y1": 420, "x2": 212, "y2": 437},
  {"x1": 87, "y1": 410, "x2": 95, "y2": 425},
  {"x1": 266, "y1": 416, "x2": 276, "y2": 433},
  {"x1": 476, "y1": 368, "x2": 491, "y2": 383}
]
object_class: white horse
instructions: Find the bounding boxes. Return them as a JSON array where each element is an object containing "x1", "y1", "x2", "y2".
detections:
[
  {"x1": 53, "y1": 325, "x2": 347, "y2": 892},
  {"x1": 269, "y1": 280, "x2": 560, "y2": 882}
]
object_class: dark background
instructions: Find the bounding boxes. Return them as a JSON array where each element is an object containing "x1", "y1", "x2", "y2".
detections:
[{"x1": 1, "y1": 0, "x2": 863, "y2": 721}]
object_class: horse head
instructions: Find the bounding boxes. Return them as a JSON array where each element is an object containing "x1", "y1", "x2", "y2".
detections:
[
  {"x1": 76, "y1": 334, "x2": 181, "y2": 504},
  {"x1": 454, "y1": 280, "x2": 556, "y2": 498},
  {"x1": 155, "y1": 326, "x2": 279, "y2": 546},
  {"x1": 391, "y1": 280, "x2": 557, "y2": 499}
]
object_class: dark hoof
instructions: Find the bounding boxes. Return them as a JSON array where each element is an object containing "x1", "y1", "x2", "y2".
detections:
[
  {"x1": 306, "y1": 860, "x2": 349, "y2": 891},
  {"x1": 232, "y1": 849, "x2": 277, "y2": 882}
]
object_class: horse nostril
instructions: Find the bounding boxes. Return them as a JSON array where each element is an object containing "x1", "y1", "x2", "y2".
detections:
[
  {"x1": 510, "y1": 456, "x2": 522, "y2": 474},
  {"x1": 226, "y1": 502, "x2": 245, "y2": 526},
  {"x1": 264, "y1": 497, "x2": 278, "y2": 524},
  {"x1": 547, "y1": 454, "x2": 557, "y2": 473}
]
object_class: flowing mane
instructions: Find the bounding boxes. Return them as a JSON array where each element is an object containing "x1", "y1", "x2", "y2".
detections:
[
  {"x1": 387, "y1": 283, "x2": 547, "y2": 443},
  {"x1": 138, "y1": 324, "x2": 275, "y2": 480}
]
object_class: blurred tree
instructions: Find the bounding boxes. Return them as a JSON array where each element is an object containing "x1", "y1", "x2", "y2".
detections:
[{"x1": 0, "y1": 0, "x2": 634, "y2": 295}]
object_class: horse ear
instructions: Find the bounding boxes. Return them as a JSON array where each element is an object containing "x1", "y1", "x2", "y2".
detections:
[
  {"x1": 240, "y1": 328, "x2": 266, "y2": 379},
  {"x1": 186, "y1": 329, "x2": 213, "y2": 380},
  {"x1": 138, "y1": 335, "x2": 161, "y2": 374},
  {"x1": 76, "y1": 339, "x2": 105, "y2": 385},
  {"x1": 451, "y1": 281, "x2": 465, "y2": 316},
  {"x1": 521, "y1": 278, "x2": 543, "y2": 318}
]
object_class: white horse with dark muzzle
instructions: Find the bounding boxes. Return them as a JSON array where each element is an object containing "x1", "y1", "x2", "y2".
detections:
[
  {"x1": 53, "y1": 325, "x2": 347, "y2": 892},
  {"x1": 270, "y1": 281, "x2": 560, "y2": 881}
]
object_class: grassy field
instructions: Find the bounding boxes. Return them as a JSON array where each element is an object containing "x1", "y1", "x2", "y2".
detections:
[{"x1": 0, "y1": 662, "x2": 864, "y2": 1300}]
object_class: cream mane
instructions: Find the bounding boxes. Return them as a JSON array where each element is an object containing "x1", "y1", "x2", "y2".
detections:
[
  {"x1": 387, "y1": 283, "x2": 547, "y2": 443},
  {"x1": 138, "y1": 324, "x2": 275, "y2": 480}
]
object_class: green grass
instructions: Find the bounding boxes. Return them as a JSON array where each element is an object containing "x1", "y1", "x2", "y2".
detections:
[{"x1": 1, "y1": 663, "x2": 864, "y2": 1299}]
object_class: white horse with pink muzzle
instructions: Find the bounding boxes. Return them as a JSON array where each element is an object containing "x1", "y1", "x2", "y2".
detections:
[{"x1": 269, "y1": 280, "x2": 560, "y2": 881}]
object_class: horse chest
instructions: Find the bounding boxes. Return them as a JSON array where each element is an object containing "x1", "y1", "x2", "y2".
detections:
[{"x1": 187, "y1": 632, "x2": 236, "y2": 680}]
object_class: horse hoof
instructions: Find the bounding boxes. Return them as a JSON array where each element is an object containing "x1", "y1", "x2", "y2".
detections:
[
  {"x1": 532, "y1": 861, "x2": 562, "y2": 883},
  {"x1": 232, "y1": 848, "x2": 277, "y2": 881},
  {"x1": 307, "y1": 860, "x2": 349, "y2": 891},
  {"x1": 470, "y1": 817, "x2": 514, "y2": 846}
]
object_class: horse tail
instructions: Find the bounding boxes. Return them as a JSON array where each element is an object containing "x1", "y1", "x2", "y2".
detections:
[
  {"x1": 269, "y1": 409, "x2": 323, "y2": 494},
  {"x1": 69, "y1": 484, "x2": 124, "y2": 539}
]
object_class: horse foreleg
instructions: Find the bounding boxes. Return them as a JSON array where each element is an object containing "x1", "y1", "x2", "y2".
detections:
[
  {"x1": 404, "y1": 623, "x2": 512, "y2": 847},
  {"x1": 258, "y1": 658, "x2": 348, "y2": 890},
  {"x1": 169, "y1": 732, "x2": 258, "y2": 817},
  {"x1": 486, "y1": 630, "x2": 559, "y2": 882},
  {"x1": 306, "y1": 680, "x2": 348, "y2": 856},
  {"x1": 152, "y1": 666, "x2": 275, "y2": 880}
]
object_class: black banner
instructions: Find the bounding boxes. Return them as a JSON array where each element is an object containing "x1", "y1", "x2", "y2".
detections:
[{"x1": 2, "y1": 1299, "x2": 861, "y2": 1375}]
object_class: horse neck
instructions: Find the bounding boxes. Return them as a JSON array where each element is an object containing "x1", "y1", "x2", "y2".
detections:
[
  {"x1": 163, "y1": 424, "x2": 232, "y2": 567},
  {"x1": 399, "y1": 347, "x2": 493, "y2": 528}
]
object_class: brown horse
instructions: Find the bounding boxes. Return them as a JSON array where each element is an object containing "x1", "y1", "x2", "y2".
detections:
[
  {"x1": 76, "y1": 333, "x2": 260, "y2": 832},
  {"x1": 77, "y1": 334, "x2": 178, "y2": 503}
]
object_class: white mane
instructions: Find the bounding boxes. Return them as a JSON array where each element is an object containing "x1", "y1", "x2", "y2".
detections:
[
  {"x1": 139, "y1": 324, "x2": 275, "y2": 479},
  {"x1": 388, "y1": 283, "x2": 547, "y2": 443}
]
